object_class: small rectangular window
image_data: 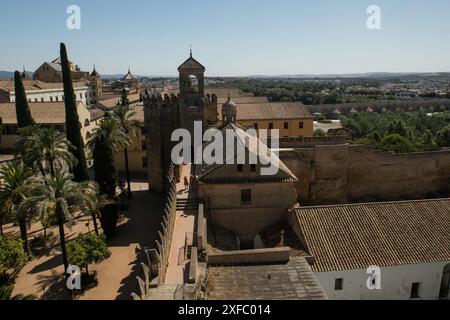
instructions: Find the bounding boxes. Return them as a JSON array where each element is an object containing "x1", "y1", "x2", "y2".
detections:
[
  {"x1": 410, "y1": 282, "x2": 421, "y2": 299},
  {"x1": 237, "y1": 164, "x2": 243, "y2": 172},
  {"x1": 269, "y1": 122, "x2": 274, "y2": 130},
  {"x1": 299, "y1": 122, "x2": 304, "y2": 129},
  {"x1": 241, "y1": 189, "x2": 252, "y2": 205},
  {"x1": 335, "y1": 278, "x2": 343, "y2": 291},
  {"x1": 251, "y1": 164, "x2": 256, "y2": 172},
  {"x1": 284, "y1": 122, "x2": 289, "y2": 129},
  {"x1": 142, "y1": 157, "x2": 148, "y2": 168},
  {"x1": 253, "y1": 123, "x2": 258, "y2": 130}
]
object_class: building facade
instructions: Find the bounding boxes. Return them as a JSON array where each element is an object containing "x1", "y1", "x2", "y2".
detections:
[
  {"x1": 0, "y1": 79, "x2": 95, "y2": 106},
  {"x1": 291, "y1": 199, "x2": 450, "y2": 300},
  {"x1": 33, "y1": 58, "x2": 89, "y2": 83},
  {"x1": 0, "y1": 101, "x2": 102, "y2": 150}
]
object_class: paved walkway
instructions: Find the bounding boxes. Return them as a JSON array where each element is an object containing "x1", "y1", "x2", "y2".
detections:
[
  {"x1": 10, "y1": 180, "x2": 164, "y2": 300},
  {"x1": 164, "y1": 165, "x2": 197, "y2": 285}
]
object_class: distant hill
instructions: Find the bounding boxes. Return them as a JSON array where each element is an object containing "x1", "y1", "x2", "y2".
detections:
[
  {"x1": 0, "y1": 70, "x2": 35, "y2": 80},
  {"x1": 0, "y1": 71, "x2": 14, "y2": 79},
  {"x1": 246, "y1": 72, "x2": 450, "y2": 80}
]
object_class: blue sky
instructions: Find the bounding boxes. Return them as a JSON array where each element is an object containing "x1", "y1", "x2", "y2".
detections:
[{"x1": 1, "y1": 0, "x2": 450, "y2": 76}]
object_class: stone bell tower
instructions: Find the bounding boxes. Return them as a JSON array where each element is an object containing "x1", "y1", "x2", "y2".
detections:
[
  {"x1": 177, "y1": 50, "x2": 206, "y2": 134},
  {"x1": 89, "y1": 65, "x2": 102, "y2": 104}
]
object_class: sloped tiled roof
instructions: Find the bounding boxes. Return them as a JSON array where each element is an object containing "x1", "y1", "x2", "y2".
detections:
[
  {"x1": 122, "y1": 69, "x2": 138, "y2": 81},
  {"x1": 0, "y1": 101, "x2": 92, "y2": 124},
  {"x1": 207, "y1": 257, "x2": 327, "y2": 300},
  {"x1": 197, "y1": 122, "x2": 298, "y2": 184},
  {"x1": 295, "y1": 199, "x2": 450, "y2": 272},
  {"x1": 0, "y1": 80, "x2": 88, "y2": 92},
  {"x1": 178, "y1": 55, "x2": 205, "y2": 71},
  {"x1": 229, "y1": 102, "x2": 313, "y2": 121}
]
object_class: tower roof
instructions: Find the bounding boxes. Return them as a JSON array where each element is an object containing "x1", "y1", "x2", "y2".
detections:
[
  {"x1": 123, "y1": 67, "x2": 138, "y2": 80},
  {"x1": 90, "y1": 65, "x2": 101, "y2": 77},
  {"x1": 178, "y1": 52, "x2": 205, "y2": 72}
]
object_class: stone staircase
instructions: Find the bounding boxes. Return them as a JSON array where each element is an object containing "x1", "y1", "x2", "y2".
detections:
[{"x1": 176, "y1": 198, "x2": 199, "y2": 211}]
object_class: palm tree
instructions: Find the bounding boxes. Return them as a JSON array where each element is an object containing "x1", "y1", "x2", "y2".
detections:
[
  {"x1": 16, "y1": 126, "x2": 43, "y2": 175},
  {"x1": 79, "y1": 182, "x2": 113, "y2": 236},
  {"x1": 17, "y1": 127, "x2": 76, "y2": 177},
  {"x1": 0, "y1": 162, "x2": 34, "y2": 254},
  {"x1": 0, "y1": 285, "x2": 36, "y2": 300},
  {"x1": 110, "y1": 102, "x2": 139, "y2": 199},
  {"x1": 21, "y1": 171, "x2": 85, "y2": 273}
]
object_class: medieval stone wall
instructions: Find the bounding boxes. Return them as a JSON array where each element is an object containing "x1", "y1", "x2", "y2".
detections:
[
  {"x1": 281, "y1": 144, "x2": 450, "y2": 205},
  {"x1": 307, "y1": 99, "x2": 450, "y2": 116}
]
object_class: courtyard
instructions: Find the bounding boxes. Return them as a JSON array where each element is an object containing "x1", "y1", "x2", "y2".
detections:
[{"x1": 8, "y1": 180, "x2": 163, "y2": 300}]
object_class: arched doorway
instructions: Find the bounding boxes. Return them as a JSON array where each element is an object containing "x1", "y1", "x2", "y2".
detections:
[
  {"x1": 439, "y1": 264, "x2": 450, "y2": 299},
  {"x1": 186, "y1": 75, "x2": 199, "y2": 93}
]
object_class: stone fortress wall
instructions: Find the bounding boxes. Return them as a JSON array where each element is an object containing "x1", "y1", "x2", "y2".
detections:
[
  {"x1": 307, "y1": 99, "x2": 450, "y2": 116},
  {"x1": 280, "y1": 144, "x2": 450, "y2": 205}
]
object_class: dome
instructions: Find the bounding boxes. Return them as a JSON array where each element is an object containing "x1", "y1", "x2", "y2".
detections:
[
  {"x1": 221, "y1": 94, "x2": 237, "y2": 124},
  {"x1": 222, "y1": 95, "x2": 236, "y2": 109}
]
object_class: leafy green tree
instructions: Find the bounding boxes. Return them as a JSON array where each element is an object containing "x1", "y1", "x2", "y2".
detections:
[
  {"x1": 379, "y1": 134, "x2": 414, "y2": 153},
  {"x1": 387, "y1": 120, "x2": 411, "y2": 138},
  {"x1": 87, "y1": 118, "x2": 129, "y2": 237},
  {"x1": 0, "y1": 235, "x2": 29, "y2": 278},
  {"x1": 13, "y1": 71, "x2": 35, "y2": 128},
  {"x1": 110, "y1": 102, "x2": 139, "y2": 199},
  {"x1": 419, "y1": 129, "x2": 436, "y2": 145},
  {"x1": 369, "y1": 131, "x2": 382, "y2": 143},
  {"x1": 437, "y1": 125, "x2": 450, "y2": 147},
  {"x1": 21, "y1": 171, "x2": 86, "y2": 274},
  {"x1": 0, "y1": 162, "x2": 34, "y2": 254},
  {"x1": 60, "y1": 43, "x2": 89, "y2": 182},
  {"x1": 313, "y1": 129, "x2": 326, "y2": 137},
  {"x1": 67, "y1": 233, "x2": 111, "y2": 274},
  {"x1": 0, "y1": 285, "x2": 36, "y2": 300}
]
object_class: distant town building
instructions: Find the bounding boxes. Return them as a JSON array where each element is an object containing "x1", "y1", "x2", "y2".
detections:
[
  {"x1": 0, "y1": 79, "x2": 95, "y2": 106},
  {"x1": 292, "y1": 199, "x2": 450, "y2": 300},
  {"x1": 89, "y1": 65, "x2": 102, "y2": 104},
  {"x1": 33, "y1": 57, "x2": 89, "y2": 83},
  {"x1": 0, "y1": 101, "x2": 103, "y2": 150}
]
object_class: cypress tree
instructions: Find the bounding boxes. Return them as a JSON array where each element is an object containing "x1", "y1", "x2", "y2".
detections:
[
  {"x1": 60, "y1": 43, "x2": 89, "y2": 181},
  {"x1": 14, "y1": 71, "x2": 35, "y2": 128}
]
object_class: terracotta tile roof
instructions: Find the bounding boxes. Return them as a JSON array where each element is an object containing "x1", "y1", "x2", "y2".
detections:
[
  {"x1": 95, "y1": 93, "x2": 141, "y2": 109},
  {"x1": 0, "y1": 79, "x2": 88, "y2": 92},
  {"x1": 207, "y1": 257, "x2": 327, "y2": 300},
  {"x1": 129, "y1": 105, "x2": 144, "y2": 123},
  {"x1": 88, "y1": 108, "x2": 105, "y2": 121},
  {"x1": 177, "y1": 56, "x2": 205, "y2": 71},
  {"x1": 294, "y1": 199, "x2": 450, "y2": 272},
  {"x1": 0, "y1": 101, "x2": 91, "y2": 124},
  {"x1": 197, "y1": 122, "x2": 298, "y2": 184},
  {"x1": 232, "y1": 102, "x2": 313, "y2": 121},
  {"x1": 217, "y1": 96, "x2": 269, "y2": 105}
]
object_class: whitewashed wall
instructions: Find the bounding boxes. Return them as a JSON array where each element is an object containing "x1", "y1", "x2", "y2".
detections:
[
  {"x1": 315, "y1": 261, "x2": 450, "y2": 300},
  {"x1": 10, "y1": 86, "x2": 95, "y2": 106}
]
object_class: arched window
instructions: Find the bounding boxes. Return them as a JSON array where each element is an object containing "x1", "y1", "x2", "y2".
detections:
[
  {"x1": 186, "y1": 75, "x2": 199, "y2": 93},
  {"x1": 84, "y1": 119, "x2": 90, "y2": 127}
]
